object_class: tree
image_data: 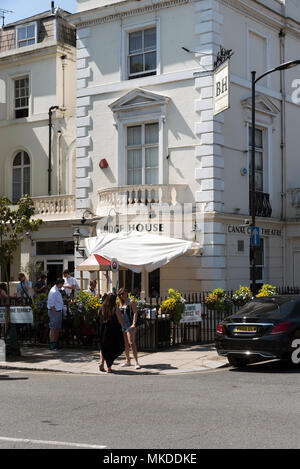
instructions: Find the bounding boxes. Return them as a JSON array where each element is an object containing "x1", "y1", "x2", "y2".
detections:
[{"x1": 0, "y1": 195, "x2": 43, "y2": 335}]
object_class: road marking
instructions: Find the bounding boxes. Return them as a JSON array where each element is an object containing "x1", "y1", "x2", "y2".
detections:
[{"x1": 0, "y1": 437, "x2": 107, "y2": 449}]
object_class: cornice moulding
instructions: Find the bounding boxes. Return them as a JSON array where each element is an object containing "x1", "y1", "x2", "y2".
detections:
[
  {"x1": 220, "y1": 0, "x2": 300, "y2": 36},
  {"x1": 72, "y1": 0, "x2": 193, "y2": 28}
]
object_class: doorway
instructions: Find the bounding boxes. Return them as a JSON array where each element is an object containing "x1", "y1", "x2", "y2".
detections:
[{"x1": 46, "y1": 260, "x2": 64, "y2": 287}]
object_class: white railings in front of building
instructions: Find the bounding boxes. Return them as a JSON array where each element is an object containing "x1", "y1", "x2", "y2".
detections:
[
  {"x1": 97, "y1": 184, "x2": 188, "y2": 215},
  {"x1": 33, "y1": 195, "x2": 76, "y2": 220}
]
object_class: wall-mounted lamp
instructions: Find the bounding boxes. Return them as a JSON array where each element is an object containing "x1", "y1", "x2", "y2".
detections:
[{"x1": 73, "y1": 227, "x2": 85, "y2": 256}]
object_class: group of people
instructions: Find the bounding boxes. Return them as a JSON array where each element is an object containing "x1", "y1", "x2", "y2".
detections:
[
  {"x1": 99, "y1": 288, "x2": 141, "y2": 373},
  {"x1": 1, "y1": 270, "x2": 141, "y2": 372},
  {"x1": 47, "y1": 278, "x2": 141, "y2": 371}
]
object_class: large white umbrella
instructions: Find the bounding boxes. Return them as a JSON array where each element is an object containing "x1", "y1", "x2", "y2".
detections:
[{"x1": 85, "y1": 231, "x2": 201, "y2": 273}]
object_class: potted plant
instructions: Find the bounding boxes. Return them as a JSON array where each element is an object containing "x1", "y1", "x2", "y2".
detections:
[
  {"x1": 161, "y1": 289, "x2": 186, "y2": 325},
  {"x1": 232, "y1": 286, "x2": 253, "y2": 306},
  {"x1": 205, "y1": 288, "x2": 232, "y2": 317},
  {"x1": 256, "y1": 284, "x2": 277, "y2": 297},
  {"x1": 69, "y1": 291, "x2": 101, "y2": 344}
]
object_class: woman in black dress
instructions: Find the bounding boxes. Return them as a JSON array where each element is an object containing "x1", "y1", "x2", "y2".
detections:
[{"x1": 99, "y1": 293, "x2": 124, "y2": 373}]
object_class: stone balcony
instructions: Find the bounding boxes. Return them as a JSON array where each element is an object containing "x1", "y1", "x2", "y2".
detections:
[
  {"x1": 97, "y1": 184, "x2": 189, "y2": 216},
  {"x1": 32, "y1": 195, "x2": 76, "y2": 221}
]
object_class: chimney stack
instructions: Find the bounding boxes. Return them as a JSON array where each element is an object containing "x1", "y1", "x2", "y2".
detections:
[{"x1": 51, "y1": 1, "x2": 55, "y2": 14}]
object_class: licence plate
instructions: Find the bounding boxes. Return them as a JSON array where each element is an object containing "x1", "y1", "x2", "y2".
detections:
[{"x1": 234, "y1": 326, "x2": 257, "y2": 333}]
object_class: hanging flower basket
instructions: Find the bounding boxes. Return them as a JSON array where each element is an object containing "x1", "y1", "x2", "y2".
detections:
[
  {"x1": 256, "y1": 284, "x2": 277, "y2": 297},
  {"x1": 205, "y1": 288, "x2": 232, "y2": 316},
  {"x1": 161, "y1": 289, "x2": 186, "y2": 324},
  {"x1": 232, "y1": 286, "x2": 253, "y2": 306}
]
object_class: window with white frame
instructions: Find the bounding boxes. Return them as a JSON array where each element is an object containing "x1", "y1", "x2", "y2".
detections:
[
  {"x1": 14, "y1": 76, "x2": 29, "y2": 119},
  {"x1": 16, "y1": 23, "x2": 36, "y2": 48},
  {"x1": 12, "y1": 151, "x2": 30, "y2": 204},
  {"x1": 126, "y1": 123, "x2": 159, "y2": 185},
  {"x1": 128, "y1": 27, "x2": 157, "y2": 79},
  {"x1": 249, "y1": 127, "x2": 264, "y2": 192}
]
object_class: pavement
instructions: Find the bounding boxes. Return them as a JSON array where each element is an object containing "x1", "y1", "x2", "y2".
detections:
[{"x1": 0, "y1": 344, "x2": 228, "y2": 375}]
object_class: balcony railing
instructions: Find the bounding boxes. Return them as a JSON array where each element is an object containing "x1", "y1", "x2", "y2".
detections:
[
  {"x1": 33, "y1": 195, "x2": 75, "y2": 220},
  {"x1": 249, "y1": 192, "x2": 272, "y2": 218},
  {"x1": 97, "y1": 184, "x2": 188, "y2": 215}
]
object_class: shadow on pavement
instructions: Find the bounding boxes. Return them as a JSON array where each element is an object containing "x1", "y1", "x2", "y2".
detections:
[
  {"x1": 0, "y1": 375, "x2": 29, "y2": 380},
  {"x1": 229, "y1": 359, "x2": 300, "y2": 374}
]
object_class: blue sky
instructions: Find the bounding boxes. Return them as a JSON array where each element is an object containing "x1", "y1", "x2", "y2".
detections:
[{"x1": 0, "y1": 0, "x2": 77, "y2": 25}]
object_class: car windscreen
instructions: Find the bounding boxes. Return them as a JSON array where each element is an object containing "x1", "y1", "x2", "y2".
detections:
[{"x1": 232, "y1": 297, "x2": 299, "y2": 320}]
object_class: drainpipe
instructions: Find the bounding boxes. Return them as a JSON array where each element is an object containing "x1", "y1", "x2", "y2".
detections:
[
  {"x1": 279, "y1": 28, "x2": 287, "y2": 221},
  {"x1": 279, "y1": 11, "x2": 287, "y2": 285},
  {"x1": 48, "y1": 105, "x2": 59, "y2": 196}
]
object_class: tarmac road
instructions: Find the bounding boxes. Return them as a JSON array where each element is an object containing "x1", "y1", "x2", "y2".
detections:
[{"x1": 1, "y1": 360, "x2": 300, "y2": 450}]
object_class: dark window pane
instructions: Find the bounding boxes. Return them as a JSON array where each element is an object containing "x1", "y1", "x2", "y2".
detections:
[
  {"x1": 144, "y1": 28, "x2": 156, "y2": 50},
  {"x1": 13, "y1": 153, "x2": 22, "y2": 166},
  {"x1": 148, "y1": 268, "x2": 160, "y2": 297},
  {"x1": 23, "y1": 152, "x2": 30, "y2": 165},
  {"x1": 129, "y1": 31, "x2": 142, "y2": 54},
  {"x1": 15, "y1": 108, "x2": 29, "y2": 119},
  {"x1": 249, "y1": 127, "x2": 263, "y2": 148},
  {"x1": 144, "y1": 52, "x2": 156, "y2": 71},
  {"x1": 130, "y1": 55, "x2": 144, "y2": 74},
  {"x1": 36, "y1": 241, "x2": 74, "y2": 255}
]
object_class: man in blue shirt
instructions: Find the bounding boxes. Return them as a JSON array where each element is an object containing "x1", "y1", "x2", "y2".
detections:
[{"x1": 47, "y1": 278, "x2": 64, "y2": 351}]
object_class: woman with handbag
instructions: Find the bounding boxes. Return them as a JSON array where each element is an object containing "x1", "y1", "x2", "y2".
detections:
[{"x1": 118, "y1": 288, "x2": 141, "y2": 370}]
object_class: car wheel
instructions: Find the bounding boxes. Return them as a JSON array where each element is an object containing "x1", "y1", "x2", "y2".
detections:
[{"x1": 227, "y1": 356, "x2": 249, "y2": 368}]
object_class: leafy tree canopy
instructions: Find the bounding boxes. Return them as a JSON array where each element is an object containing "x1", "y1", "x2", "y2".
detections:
[{"x1": 0, "y1": 195, "x2": 43, "y2": 285}]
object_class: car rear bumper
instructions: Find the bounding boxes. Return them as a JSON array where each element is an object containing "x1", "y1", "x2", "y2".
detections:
[{"x1": 215, "y1": 335, "x2": 291, "y2": 360}]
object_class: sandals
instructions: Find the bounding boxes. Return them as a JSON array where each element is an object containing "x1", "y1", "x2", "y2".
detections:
[{"x1": 99, "y1": 364, "x2": 106, "y2": 372}]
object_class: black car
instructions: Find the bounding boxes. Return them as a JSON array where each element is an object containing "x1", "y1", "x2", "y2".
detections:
[{"x1": 215, "y1": 295, "x2": 300, "y2": 367}]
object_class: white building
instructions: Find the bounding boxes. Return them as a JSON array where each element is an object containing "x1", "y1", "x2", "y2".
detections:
[
  {"x1": 70, "y1": 0, "x2": 300, "y2": 296},
  {"x1": 0, "y1": 6, "x2": 77, "y2": 286}
]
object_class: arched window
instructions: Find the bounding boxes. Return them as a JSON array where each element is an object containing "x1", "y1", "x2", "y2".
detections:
[{"x1": 12, "y1": 151, "x2": 30, "y2": 204}]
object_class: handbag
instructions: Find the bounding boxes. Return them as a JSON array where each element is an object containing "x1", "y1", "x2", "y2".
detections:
[
  {"x1": 21, "y1": 282, "x2": 33, "y2": 306},
  {"x1": 128, "y1": 302, "x2": 144, "y2": 328}
]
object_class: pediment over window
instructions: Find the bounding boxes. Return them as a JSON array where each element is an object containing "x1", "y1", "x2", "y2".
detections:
[
  {"x1": 109, "y1": 88, "x2": 170, "y2": 113},
  {"x1": 241, "y1": 94, "x2": 280, "y2": 117}
]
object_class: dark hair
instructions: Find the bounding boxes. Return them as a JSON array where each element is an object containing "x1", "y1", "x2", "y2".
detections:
[
  {"x1": 101, "y1": 293, "x2": 117, "y2": 323},
  {"x1": 40, "y1": 274, "x2": 47, "y2": 280},
  {"x1": 18, "y1": 273, "x2": 25, "y2": 281},
  {"x1": 0, "y1": 283, "x2": 7, "y2": 293},
  {"x1": 56, "y1": 277, "x2": 64, "y2": 285},
  {"x1": 63, "y1": 269, "x2": 69, "y2": 275},
  {"x1": 118, "y1": 288, "x2": 128, "y2": 297}
]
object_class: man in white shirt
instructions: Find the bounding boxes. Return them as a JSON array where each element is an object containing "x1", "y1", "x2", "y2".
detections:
[
  {"x1": 62, "y1": 269, "x2": 78, "y2": 299},
  {"x1": 47, "y1": 278, "x2": 64, "y2": 351}
]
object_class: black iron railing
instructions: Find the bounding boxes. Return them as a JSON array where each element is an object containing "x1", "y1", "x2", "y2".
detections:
[
  {"x1": 2, "y1": 287, "x2": 300, "y2": 352},
  {"x1": 249, "y1": 191, "x2": 272, "y2": 218}
]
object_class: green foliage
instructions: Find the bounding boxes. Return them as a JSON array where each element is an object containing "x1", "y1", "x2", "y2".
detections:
[
  {"x1": 232, "y1": 286, "x2": 253, "y2": 306},
  {"x1": 256, "y1": 284, "x2": 277, "y2": 297},
  {"x1": 205, "y1": 288, "x2": 232, "y2": 315},
  {"x1": 0, "y1": 195, "x2": 43, "y2": 291},
  {"x1": 69, "y1": 290, "x2": 102, "y2": 325},
  {"x1": 161, "y1": 289, "x2": 186, "y2": 324},
  {"x1": 32, "y1": 293, "x2": 48, "y2": 325}
]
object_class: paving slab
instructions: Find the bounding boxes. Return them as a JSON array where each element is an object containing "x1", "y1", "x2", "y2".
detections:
[{"x1": 0, "y1": 344, "x2": 228, "y2": 375}]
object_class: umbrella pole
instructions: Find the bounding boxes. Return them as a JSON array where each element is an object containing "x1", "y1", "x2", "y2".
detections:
[{"x1": 97, "y1": 271, "x2": 100, "y2": 298}]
